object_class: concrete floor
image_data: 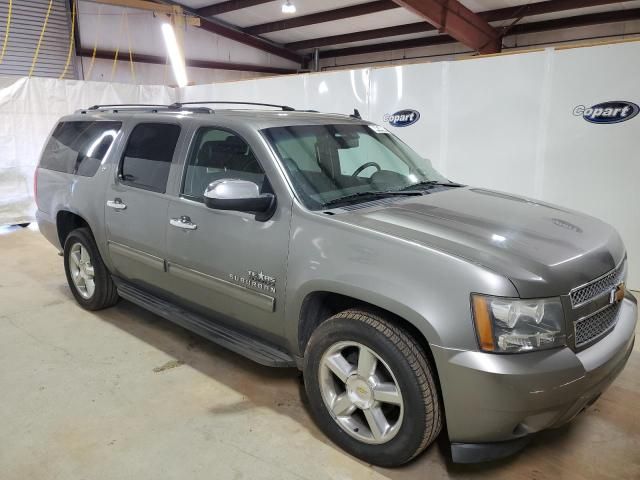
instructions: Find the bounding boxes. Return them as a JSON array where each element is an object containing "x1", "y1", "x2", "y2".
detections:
[{"x1": 1, "y1": 226, "x2": 639, "y2": 480}]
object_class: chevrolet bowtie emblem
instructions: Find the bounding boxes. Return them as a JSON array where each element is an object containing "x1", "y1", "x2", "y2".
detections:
[{"x1": 610, "y1": 283, "x2": 625, "y2": 304}]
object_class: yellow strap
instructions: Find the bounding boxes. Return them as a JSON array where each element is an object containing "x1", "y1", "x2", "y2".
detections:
[
  {"x1": 110, "y1": 46, "x2": 119, "y2": 81},
  {"x1": 59, "y1": 0, "x2": 76, "y2": 79},
  {"x1": 124, "y1": 9, "x2": 135, "y2": 82},
  {"x1": 110, "y1": 11, "x2": 126, "y2": 82},
  {"x1": 0, "y1": 0, "x2": 12, "y2": 65},
  {"x1": 85, "y1": 5, "x2": 101, "y2": 80},
  {"x1": 28, "y1": 0, "x2": 54, "y2": 77}
]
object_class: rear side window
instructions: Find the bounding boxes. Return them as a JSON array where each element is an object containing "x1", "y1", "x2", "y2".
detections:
[
  {"x1": 40, "y1": 121, "x2": 121, "y2": 176},
  {"x1": 120, "y1": 123, "x2": 181, "y2": 193}
]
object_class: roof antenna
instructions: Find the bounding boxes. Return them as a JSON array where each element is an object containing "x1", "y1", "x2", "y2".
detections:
[{"x1": 351, "y1": 108, "x2": 362, "y2": 119}]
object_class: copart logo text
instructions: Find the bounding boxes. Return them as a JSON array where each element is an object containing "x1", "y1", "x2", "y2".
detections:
[
  {"x1": 383, "y1": 109, "x2": 420, "y2": 127},
  {"x1": 573, "y1": 101, "x2": 639, "y2": 124}
]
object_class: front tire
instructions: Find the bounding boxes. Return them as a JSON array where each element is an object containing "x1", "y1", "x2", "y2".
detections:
[
  {"x1": 303, "y1": 308, "x2": 442, "y2": 467},
  {"x1": 63, "y1": 228, "x2": 119, "y2": 310}
]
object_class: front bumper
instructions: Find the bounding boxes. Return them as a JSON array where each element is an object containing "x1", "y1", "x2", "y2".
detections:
[{"x1": 432, "y1": 294, "x2": 637, "y2": 461}]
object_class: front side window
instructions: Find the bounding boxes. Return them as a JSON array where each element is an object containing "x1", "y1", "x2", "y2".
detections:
[
  {"x1": 182, "y1": 127, "x2": 265, "y2": 201},
  {"x1": 120, "y1": 123, "x2": 181, "y2": 193},
  {"x1": 263, "y1": 124, "x2": 448, "y2": 209},
  {"x1": 40, "y1": 121, "x2": 121, "y2": 176}
]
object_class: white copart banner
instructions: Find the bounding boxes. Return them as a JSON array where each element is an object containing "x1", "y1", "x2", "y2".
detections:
[{"x1": 177, "y1": 42, "x2": 640, "y2": 289}]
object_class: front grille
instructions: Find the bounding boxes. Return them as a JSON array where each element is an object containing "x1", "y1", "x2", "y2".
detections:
[
  {"x1": 574, "y1": 303, "x2": 621, "y2": 348},
  {"x1": 570, "y1": 262, "x2": 625, "y2": 307}
]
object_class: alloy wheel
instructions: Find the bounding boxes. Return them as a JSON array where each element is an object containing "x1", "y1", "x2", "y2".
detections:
[
  {"x1": 319, "y1": 341, "x2": 404, "y2": 444},
  {"x1": 68, "y1": 242, "x2": 96, "y2": 299}
]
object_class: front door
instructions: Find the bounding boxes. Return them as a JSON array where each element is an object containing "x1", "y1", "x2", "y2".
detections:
[
  {"x1": 105, "y1": 122, "x2": 182, "y2": 292},
  {"x1": 164, "y1": 126, "x2": 291, "y2": 341}
]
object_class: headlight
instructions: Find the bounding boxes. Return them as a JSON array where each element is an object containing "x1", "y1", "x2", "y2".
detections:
[{"x1": 471, "y1": 295, "x2": 566, "y2": 353}]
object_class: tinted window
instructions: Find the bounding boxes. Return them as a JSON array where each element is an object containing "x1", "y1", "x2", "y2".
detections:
[
  {"x1": 120, "y1": 123, "x2": 181, "y2": 193},
  {"x1": 182, "y1": 127, "x2": 265, "y2": 200},
  {"x1": 40, "y1": 121, "x2": 121, "y2": 176}
]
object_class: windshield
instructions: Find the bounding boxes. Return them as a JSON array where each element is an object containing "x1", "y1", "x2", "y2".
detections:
[{"x1": 262, "y1": 124, "x2": 449, "y2": 210}]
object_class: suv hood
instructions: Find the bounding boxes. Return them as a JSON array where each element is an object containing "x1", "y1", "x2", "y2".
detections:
[{"x1": 339, "y1": 187, "x2": 625, "y2": 298}]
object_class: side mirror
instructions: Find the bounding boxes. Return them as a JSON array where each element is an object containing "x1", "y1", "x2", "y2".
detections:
[{"x1": 204, "y1": 179, "x2": 275, "y2": 220}]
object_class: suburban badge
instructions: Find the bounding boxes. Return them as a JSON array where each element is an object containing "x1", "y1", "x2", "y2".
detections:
[{"x1": 229, "y1": 270, "x2": 276, "y2": 294}]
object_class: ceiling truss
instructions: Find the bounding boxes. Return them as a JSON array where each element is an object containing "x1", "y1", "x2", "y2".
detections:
[
  {"x1": 84, "y1": 0, "x2": 640, "y2": 70},
  {"x1": 389, "y1": 0, "x2": 500, "y2": 53}
]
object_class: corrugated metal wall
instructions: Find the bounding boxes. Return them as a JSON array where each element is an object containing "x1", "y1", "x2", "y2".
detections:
[{"x1": 0, "y1": 0, "x2": 76, "y2": 79}]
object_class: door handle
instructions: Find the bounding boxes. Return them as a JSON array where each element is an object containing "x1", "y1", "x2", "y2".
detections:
[
  {"x1": 107, "y1": 198, "x2": 127, "y2": 210},
  {"x1": 170, "y1": 216, "x2": 197, "y2": 230}
]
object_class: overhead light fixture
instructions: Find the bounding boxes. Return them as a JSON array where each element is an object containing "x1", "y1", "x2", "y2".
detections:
[
  {"x1": 161, "y1": 23, "x2": 188, "y2": 87},
  {"x1": 282, "y1": 0, "x2": 296, "y2": 14}
]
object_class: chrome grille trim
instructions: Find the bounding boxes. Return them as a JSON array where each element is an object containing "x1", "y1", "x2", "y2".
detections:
[
  {"x1": 569, "y1": 260, "x2": 625, "y2": 308},
  {"x1": 574, "y1": 302, "x2": 621, "y2": 349}
]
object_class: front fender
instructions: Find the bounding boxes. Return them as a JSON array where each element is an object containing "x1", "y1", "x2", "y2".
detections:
[
  {"x1": 289, "y1": 278, "x2": 441, "y2": 351},
  {"x1": 283, "y1": 205, "x2": 518, "y2": 356}
]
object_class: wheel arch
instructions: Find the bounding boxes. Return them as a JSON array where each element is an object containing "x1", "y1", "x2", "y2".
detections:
[
  {"x1": 56, "y1": 210, "x2": 91, "y2": 247},
  {"x1": 296, "y1": 288, "x2": 448, "y2": 443},
  {"x1": 296, "y1": 289, "x2": 441, "y2": 376}
]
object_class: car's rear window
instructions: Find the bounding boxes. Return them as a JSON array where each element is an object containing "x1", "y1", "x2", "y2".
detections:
[{"x1": 40, "y1": 121, "x2": 122, "y2": 177}]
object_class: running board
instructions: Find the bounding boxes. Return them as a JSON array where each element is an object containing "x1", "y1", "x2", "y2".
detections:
[{"x1": 115, "y1": 280, "x2": 296, "y2": 368}]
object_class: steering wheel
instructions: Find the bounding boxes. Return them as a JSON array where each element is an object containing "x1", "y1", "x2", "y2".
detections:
[{"x1": 352, "y1": 162, "x2": 381, "y2": 177}]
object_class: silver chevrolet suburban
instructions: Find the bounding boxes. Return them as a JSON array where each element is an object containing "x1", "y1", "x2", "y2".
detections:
[{"x1": 35, "y1": 102, "x2": 637, "y2": 466}]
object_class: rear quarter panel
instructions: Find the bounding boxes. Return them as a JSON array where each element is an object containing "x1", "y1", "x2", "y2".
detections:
[{"x1": 35, "y1": 115, "x2": 130, "y2": 266}]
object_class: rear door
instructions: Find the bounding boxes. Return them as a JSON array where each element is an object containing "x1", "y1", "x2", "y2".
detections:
[
  {"x1": 105, "y1": 121, "x2": 182, "y2": 291},
  {"x1": 164, "y1": 126, "x2": 291, "y2": 341}
]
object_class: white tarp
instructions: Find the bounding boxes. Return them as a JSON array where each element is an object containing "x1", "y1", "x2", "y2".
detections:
[
  {"x1": 178, "y1": 41, "x2": 640, "y2": 289},
  {"x1": 0, "y1": 41, "x2": 637, "y2": 287},
  {"x1": 0, "y1": 76, "x2": 175, "y2": 225}
]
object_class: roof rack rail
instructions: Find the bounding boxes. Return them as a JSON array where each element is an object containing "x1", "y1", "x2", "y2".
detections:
[
  {"x1": 87, "y1": 104, "x2": 169, "y2": 110},
  {"x1": 168, "y1": 101, "x2": 296, "y2": 111},
  {"x1": 80, "y1": 104, "x2": 214, "y2": 114}
]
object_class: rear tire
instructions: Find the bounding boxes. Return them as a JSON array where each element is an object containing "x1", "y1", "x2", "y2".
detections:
[
  {"x1": 63, "y1": 228, "x2": 119, "y2": 310},
  {"x1": 303, "y1": 308, "x2": 442, "y2": 467}
]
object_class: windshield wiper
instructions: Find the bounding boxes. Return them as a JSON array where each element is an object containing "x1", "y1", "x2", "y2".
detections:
[
  {"x1": 400, "y1": 180, "x2": 464, "y2": 191},
  {"x1": 323, "y1": 190, "x2": 422, "y2": 208}
]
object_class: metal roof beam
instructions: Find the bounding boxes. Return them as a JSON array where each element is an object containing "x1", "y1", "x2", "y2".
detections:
[
  {"x1": 196, "y1": 0, "x2": 275, "y2": 17},
  {"x1": 244, "y1": 1, "x2": 399, "y2": 35},
  {"x1": 287, "y1": 0, "x2": 635, "y2": 51},
  {"x1": 321, "y1": 35, "x2": 456, "y2": 58},
  {"x1": 89, "y1": 0, "x2": 174, "y2": 14},
  {"x1": 287, "y1": 22, "x2": 435, "y2": 50},
  {"x1": 321, "y1": 7, "x2": 640, "y2": 58},
  {"x1": 481, "y1": 0, "x2": 632, "y2": 22},
  {"x1": 77, "y1": 47, "x2": 298, "y2": 74},
  {"x1": 390, "y1": 0, "x2": 500, "y2": 53},
  {"x1": 507, "y1": 7, "x2": 640, "y2": 34}
]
